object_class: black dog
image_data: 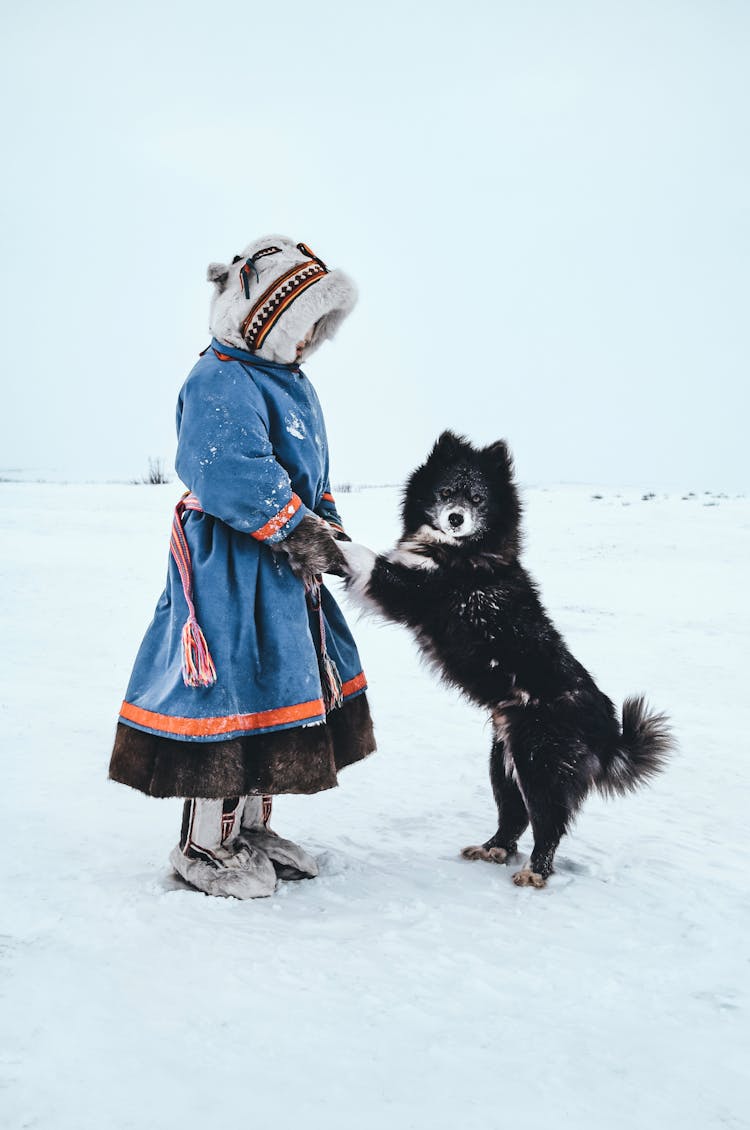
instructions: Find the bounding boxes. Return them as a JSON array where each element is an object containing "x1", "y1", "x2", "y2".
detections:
[{"x1": 337, "y1": 431, "x2": 673, "y2": 888}]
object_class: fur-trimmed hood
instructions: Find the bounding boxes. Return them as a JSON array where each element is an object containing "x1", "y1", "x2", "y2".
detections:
[{"x1": 207, "y1": 234, "x2": 357, "y2": 364}]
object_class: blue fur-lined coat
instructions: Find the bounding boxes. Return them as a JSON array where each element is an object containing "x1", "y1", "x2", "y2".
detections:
[{"x1": 119, "y1": 340, "x2": 366, "y2": 741}]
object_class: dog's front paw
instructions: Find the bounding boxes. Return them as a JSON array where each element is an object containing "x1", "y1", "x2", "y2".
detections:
[
  {"x1": 461, "y1": 844, "x2": 509, "y2": 864},
  {"x1": 337, "y1": 541, "x2": 379, "y2": 610},
  {"x1": 512, "y1": 868, "x2": 546, "y2": 889},
  {"x1": 337, "y1": 540, "x2": 377, "y2": 580}
]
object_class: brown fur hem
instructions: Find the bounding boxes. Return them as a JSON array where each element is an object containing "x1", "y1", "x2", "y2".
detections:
[{"x1": 108, "y1": 693, "x2": 376, "y2": 799}]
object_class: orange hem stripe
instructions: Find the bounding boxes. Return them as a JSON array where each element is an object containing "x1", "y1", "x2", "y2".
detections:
[
  {"x1": 341, "y1": 672, "x2": 367, "y2": 696},
  {"x1": 250, "y1": 494, "x2": 302, "y2": 541},
  {"x1": 322, "y1": 492, "x2": 335, "y2": 502},
  {"x1": 119, "y1": 673, "x2": 367, "y2": 738},
  {"x1": 120, "y1": 696, "x2": 325, "y2": 737}
]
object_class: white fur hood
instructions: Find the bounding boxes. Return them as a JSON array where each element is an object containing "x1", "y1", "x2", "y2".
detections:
[{"x1": 207, "y1": 234, "x2": 357, "y2": 364}]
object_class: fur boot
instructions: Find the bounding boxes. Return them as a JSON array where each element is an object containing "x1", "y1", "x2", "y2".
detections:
[
  {"x1": 170, "y1": 797, "x2": 277, "y2": 899},
  {"x1": 239, "y1": 796, "x2": 319, "y2": 881}
]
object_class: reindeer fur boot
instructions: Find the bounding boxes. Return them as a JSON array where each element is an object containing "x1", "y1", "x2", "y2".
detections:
[
  {"x1": 239, "y1": 796, "x2": 319, "y2": 881},
  {"x1": 170, "y1": 797, "x2": 277, "y2": 899}
]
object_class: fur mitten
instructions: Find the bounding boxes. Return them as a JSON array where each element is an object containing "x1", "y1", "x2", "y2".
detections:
[
  {"x1": 272, "y1": 514, "x2": 346, "y2": 586},
  {"x1": 239, "y1": 796, "x2": 319, "y2": 881}
]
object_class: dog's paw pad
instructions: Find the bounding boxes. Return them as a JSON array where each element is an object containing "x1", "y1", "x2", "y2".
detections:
[
  {"x1": 461, "y1": 845, "x2": 509, "y2": 864},
  {"x1": 513, "y1": 869, "x2": 546, "y2": 889}
]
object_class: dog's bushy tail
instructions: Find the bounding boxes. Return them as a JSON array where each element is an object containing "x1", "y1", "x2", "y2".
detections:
[{"x1": 597, "y1": 695, "x2": 674, "y2": 798}]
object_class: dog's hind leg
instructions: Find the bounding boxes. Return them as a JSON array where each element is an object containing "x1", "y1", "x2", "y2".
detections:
[
  {"x1": 509, "y1": 739, "x2": 575, "y2": 888},
  {"x1": 513, "y1": 818, "x2": 565, "y2": 887},
  {"x1": 462, "y1": 736, "x2": 529, "y2": 864}
]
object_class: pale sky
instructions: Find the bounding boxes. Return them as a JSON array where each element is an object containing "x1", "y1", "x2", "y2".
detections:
[{"x1": 2, "y1": 0, "x2": 748, "y2": 488}]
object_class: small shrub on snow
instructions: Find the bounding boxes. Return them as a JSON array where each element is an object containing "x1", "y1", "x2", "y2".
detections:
[{"x1": 141, "y1": 457, "x2": 171, "y2": 485}]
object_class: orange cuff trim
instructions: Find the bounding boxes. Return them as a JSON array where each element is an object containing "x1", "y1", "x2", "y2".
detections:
[
  {"x1": 251, "y1": 494, "x2": 302, "y2": 541},
  {"x1": 322, "y1": 492, "x2": 335, "y2": 503},
  {"x1": 120, "y1": 696, "x2": 326, "y2": 738}
]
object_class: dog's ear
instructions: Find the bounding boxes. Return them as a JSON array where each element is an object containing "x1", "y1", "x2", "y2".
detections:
[
  {"x1": 481, "y1": 439, "x2": 515, "y2": 482},
  {"x1": 429, "y1": 430, "x2": 468, "y2": 460},
  {"x1": 207, "y1": 262, "x2": 230, "y2": 291}
]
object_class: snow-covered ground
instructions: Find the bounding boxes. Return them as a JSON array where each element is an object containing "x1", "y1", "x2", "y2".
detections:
[{"x1": 1, "y1": 482, "x2": 748, "y2": 1130}]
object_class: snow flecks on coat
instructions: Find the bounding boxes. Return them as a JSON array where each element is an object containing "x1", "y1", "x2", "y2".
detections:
[{"x1": 285, "y1": 411, "x2": 307, "y2": 440}]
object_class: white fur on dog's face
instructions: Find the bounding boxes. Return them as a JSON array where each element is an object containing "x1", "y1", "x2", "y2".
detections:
[
  {"x1": 417, "y1": 464, "x2": 490, "y2": 545},
  {"x1": 207, "y1": 234, "x2": 357, "y2": 365},
  {"x1": 434, "y1": 504, "x2": 475, "y2": 539}
]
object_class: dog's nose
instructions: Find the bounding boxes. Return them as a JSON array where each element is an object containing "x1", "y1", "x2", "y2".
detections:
[{"x1": 448, "y1": 512, "x2": 464, "y2": 529}]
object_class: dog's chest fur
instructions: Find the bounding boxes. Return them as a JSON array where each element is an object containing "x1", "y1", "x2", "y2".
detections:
[
  {"x1": 407, "y1": 565, "x2": 525, "y2": 708},
  {"x1": 364, "y1": 537, "x2": 591, "y2": 717}
]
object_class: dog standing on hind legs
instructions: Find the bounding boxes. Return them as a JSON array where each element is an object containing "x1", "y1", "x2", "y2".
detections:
[{"x1": 335, "y1": 431, "x2": 675, "y2": 889}]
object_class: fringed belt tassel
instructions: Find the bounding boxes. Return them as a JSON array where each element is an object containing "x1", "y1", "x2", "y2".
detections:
[
  {"x1": 307, "y1": 580, "x2": 344, "y2": 712},
  {"x1": 171, "y1": 492, "x2": 342, "y2": 707},
  {"x1": 171, "y1": 492, "x2": 217, "y2": 688}
]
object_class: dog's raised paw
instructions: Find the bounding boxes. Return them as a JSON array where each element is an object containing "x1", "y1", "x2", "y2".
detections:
[
  {"x1": 461, "y1": 845, "x2": 508, "y2": 863},
  {"x1": 513, "y1": 868, "x2": 546, "y2": 889}
]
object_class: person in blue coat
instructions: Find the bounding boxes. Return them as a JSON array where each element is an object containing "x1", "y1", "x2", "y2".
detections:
[{"x1": 109, "y1": 235, "x2": 375, "y2": 898}]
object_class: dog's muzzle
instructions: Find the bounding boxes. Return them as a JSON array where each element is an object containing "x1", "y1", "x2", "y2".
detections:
[{"x1": 437, "y1": 505, "x2": 474, "y2": 538}]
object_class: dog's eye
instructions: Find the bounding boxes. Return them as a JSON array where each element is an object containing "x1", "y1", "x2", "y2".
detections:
[
  {"x1": 471, "y1": 494, "x2": 482, "y2": 504},
  {"x1": 440, "y1": 489, "x2": 453, "y2": 500}
]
